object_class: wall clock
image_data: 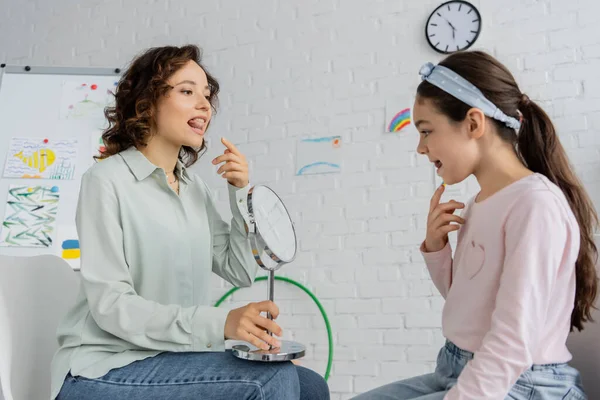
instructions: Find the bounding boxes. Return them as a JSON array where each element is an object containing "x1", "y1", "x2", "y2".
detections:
[{"x1": 425, "y1": 1, "x2": 482, "y2": 54}]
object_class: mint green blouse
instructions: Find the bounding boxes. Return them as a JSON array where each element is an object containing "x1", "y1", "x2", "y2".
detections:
[{"x1": 50, "y1": 147, "x2": 258, "y2": 399}]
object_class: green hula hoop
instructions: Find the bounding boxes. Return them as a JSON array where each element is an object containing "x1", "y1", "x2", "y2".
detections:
[{"x1": 214, "y1": 276, "x2": 333, "y2": 381}]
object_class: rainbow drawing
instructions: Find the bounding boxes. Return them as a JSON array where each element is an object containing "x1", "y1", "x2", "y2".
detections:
[{"x1": 387, "y1": 108, "x2": 411, "y2": 132}]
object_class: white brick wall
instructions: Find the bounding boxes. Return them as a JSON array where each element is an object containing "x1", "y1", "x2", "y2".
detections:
[{"x1": 2, "y1": 0, "x2": 600, "y2": 398}]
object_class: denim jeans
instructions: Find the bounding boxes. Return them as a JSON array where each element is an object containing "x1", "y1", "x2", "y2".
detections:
[
  {"x1": 353, "y1": 341, "x2": 587, "y2": 399},
  {"x1": 56, "y1": 351, "x2": 329, "y2": 400}
]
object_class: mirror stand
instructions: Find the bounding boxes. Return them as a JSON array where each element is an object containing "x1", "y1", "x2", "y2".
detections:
[{"x1": 231, "y1": 185, "x2": 306, "y2": 362}]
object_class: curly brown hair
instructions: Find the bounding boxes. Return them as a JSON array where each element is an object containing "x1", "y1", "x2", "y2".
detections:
[{"x1": 96, "y1": 45, "x2": 220, "y2": 167}]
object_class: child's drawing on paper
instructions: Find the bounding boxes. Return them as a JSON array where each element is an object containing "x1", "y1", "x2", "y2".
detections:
[
  {"x1": 386, "y1": 105, "x2": 411, "y2": 133},
  {"x1": 60, "y1": 80, "x2": 118, "y2": 120},
  {"x1": 91, "y1": 131, "x2": 107, "y2": 161},
  {"x1": 3, "y1": 138, "x2": 78, "y2": 180},
  {"x1": 0, "y1": 185, "x2": 60, "y2": 248},
  {"x1": 13, "y1": 148, "x2": 55, "y2": 173},
  {"x1": 296, "y1": 136, "x2": 342, "y2": 175}
]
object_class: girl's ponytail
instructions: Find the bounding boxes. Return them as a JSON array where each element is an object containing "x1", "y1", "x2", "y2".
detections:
[{"x1": 517, "y1": 94, "x2": 598, "y2": 331}]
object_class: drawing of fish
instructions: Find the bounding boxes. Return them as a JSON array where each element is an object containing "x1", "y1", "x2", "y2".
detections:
[{"x1": 13, "y1": 149, "x2": 56, "y2": 173}]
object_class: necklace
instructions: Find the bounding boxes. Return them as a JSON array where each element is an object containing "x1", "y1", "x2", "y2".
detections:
[
  {"x1": 169, "y1": 175, "x2": 179, "y2": 195},
  {"x1": 165, "y1": 169, "x2": 177, "y2": 184},
  {"x1": 165, "y1": 169, "x2": 179, "y2": 195}
]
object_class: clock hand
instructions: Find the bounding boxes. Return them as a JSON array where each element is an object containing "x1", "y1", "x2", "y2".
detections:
[
  {"x1": 443, "y1": 18, "x2": 457, "y2": 40},
  {"x1": 443, "y1": 18, "x2": 457, "y2": 30}
]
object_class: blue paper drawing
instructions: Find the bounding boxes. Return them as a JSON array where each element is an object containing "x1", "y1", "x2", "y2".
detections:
[{"x1": 296, "y1": 136, "x2": 342, "y2": 175}]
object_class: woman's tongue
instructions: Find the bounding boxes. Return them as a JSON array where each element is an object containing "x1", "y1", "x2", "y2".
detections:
[{"x1": 188, "y1": 118, "x2": 204, "y2": 133}]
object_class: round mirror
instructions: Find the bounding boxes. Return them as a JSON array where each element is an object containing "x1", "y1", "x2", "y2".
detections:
[{"x1": 248, "y1": 185, "x2": 297, "y2": 269}]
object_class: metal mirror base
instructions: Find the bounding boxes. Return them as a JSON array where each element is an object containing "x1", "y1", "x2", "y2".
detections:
[{"x1": 231, "y1": 340, "x2": 306, "y2": 362}]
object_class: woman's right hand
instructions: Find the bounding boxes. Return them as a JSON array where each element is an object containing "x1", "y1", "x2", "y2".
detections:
[
  {"x1": 224, "y1": 301, "x2": 282, "y2": 350},
  {"x1": 424, "y1": 184, "x2": 466, "y2": 253}
]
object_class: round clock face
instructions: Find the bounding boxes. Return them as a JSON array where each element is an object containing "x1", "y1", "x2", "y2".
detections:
[{"x1": 425, "y1": 1, "x2": 482, "y2": 54}]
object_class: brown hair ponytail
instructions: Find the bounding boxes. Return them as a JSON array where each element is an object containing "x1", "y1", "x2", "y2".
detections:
[{"x1": 517, "y1": 93, "x2": 598, "y2": 331}]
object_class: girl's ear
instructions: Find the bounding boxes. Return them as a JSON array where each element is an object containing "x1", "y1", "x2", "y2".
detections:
[{"x1": 466, "y1": 108, "x2": 486, "y2": 139}]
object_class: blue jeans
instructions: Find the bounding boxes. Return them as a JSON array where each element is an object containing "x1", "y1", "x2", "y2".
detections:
[
  {"x1": 56, "y1": 351, "x2": 329, "y2": 400},
  {"x1": 353, "y1": 341, "x2": 587, "y2": 399}
]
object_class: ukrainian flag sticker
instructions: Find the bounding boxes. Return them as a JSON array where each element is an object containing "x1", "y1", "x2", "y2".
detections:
[
  {"x1": 61, "y1": 239, "x2": 80, "y2": 259},
  {"x1": 56, "y1": 226, "x2": 80, "y2": 269}
]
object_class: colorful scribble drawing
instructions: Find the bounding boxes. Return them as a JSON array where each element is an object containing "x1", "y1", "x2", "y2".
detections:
[
  {"x1": 60, "y1": 81, "x2": 117, "y2": 120},
  {"x1": 0, "y1": 185, "x2": 60, "y2": 248},
  {"x1": 296, "y1": 136, "x2": 342, "y2": 175},
  {"x1": 4, "y1": 138, "x2": 77, "y2": 180}
]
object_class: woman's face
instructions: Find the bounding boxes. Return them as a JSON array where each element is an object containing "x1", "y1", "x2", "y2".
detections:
[{"x1": 152, "y1": 60, "x2": 213, "y2": 149}]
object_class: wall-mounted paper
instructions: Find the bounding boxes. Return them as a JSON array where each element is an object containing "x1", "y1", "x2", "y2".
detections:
[
  {"x1": 3, "y1": 137, "x2": 78, "y2": 180},
  {"x1": 55, "y1": 225, "x2": 80, "y2": 269},
  {"x1": 386, "y1": 105, "x2": 411, "y2": 133},
  {"x1": 296, "y1": 136, "x2": 342, "y2": 175},
  {"x1": 0, "y1": 185, "x2": 60, "y2": 248},
  {"x1": 91, "y1": 131, "x2": 106, "y2": 162},
  {"x1": 60, "y1": 80, "x2": 118, "y2": 120}
]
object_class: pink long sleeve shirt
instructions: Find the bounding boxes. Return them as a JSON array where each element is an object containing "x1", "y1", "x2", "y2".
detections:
[{"x1": 421, "y1": 173, "x2": 580, "y2": 399}]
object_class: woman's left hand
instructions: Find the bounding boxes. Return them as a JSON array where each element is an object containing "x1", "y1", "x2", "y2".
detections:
[{"x1": 212, "y1": 137, "x2": 249, "y2": 188}]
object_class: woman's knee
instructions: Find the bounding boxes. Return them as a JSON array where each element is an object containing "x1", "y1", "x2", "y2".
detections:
[
  {"x1": 297, "y1": 366, "x2": 330, "y2": 400},
  {"x1": 260, "y1": 362, "x2": 300, "y2": 399}
]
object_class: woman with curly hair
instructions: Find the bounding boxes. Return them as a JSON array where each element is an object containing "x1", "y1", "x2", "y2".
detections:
[{"x1": 50, "y1": 45, "x2": 329, "y2": 400}]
